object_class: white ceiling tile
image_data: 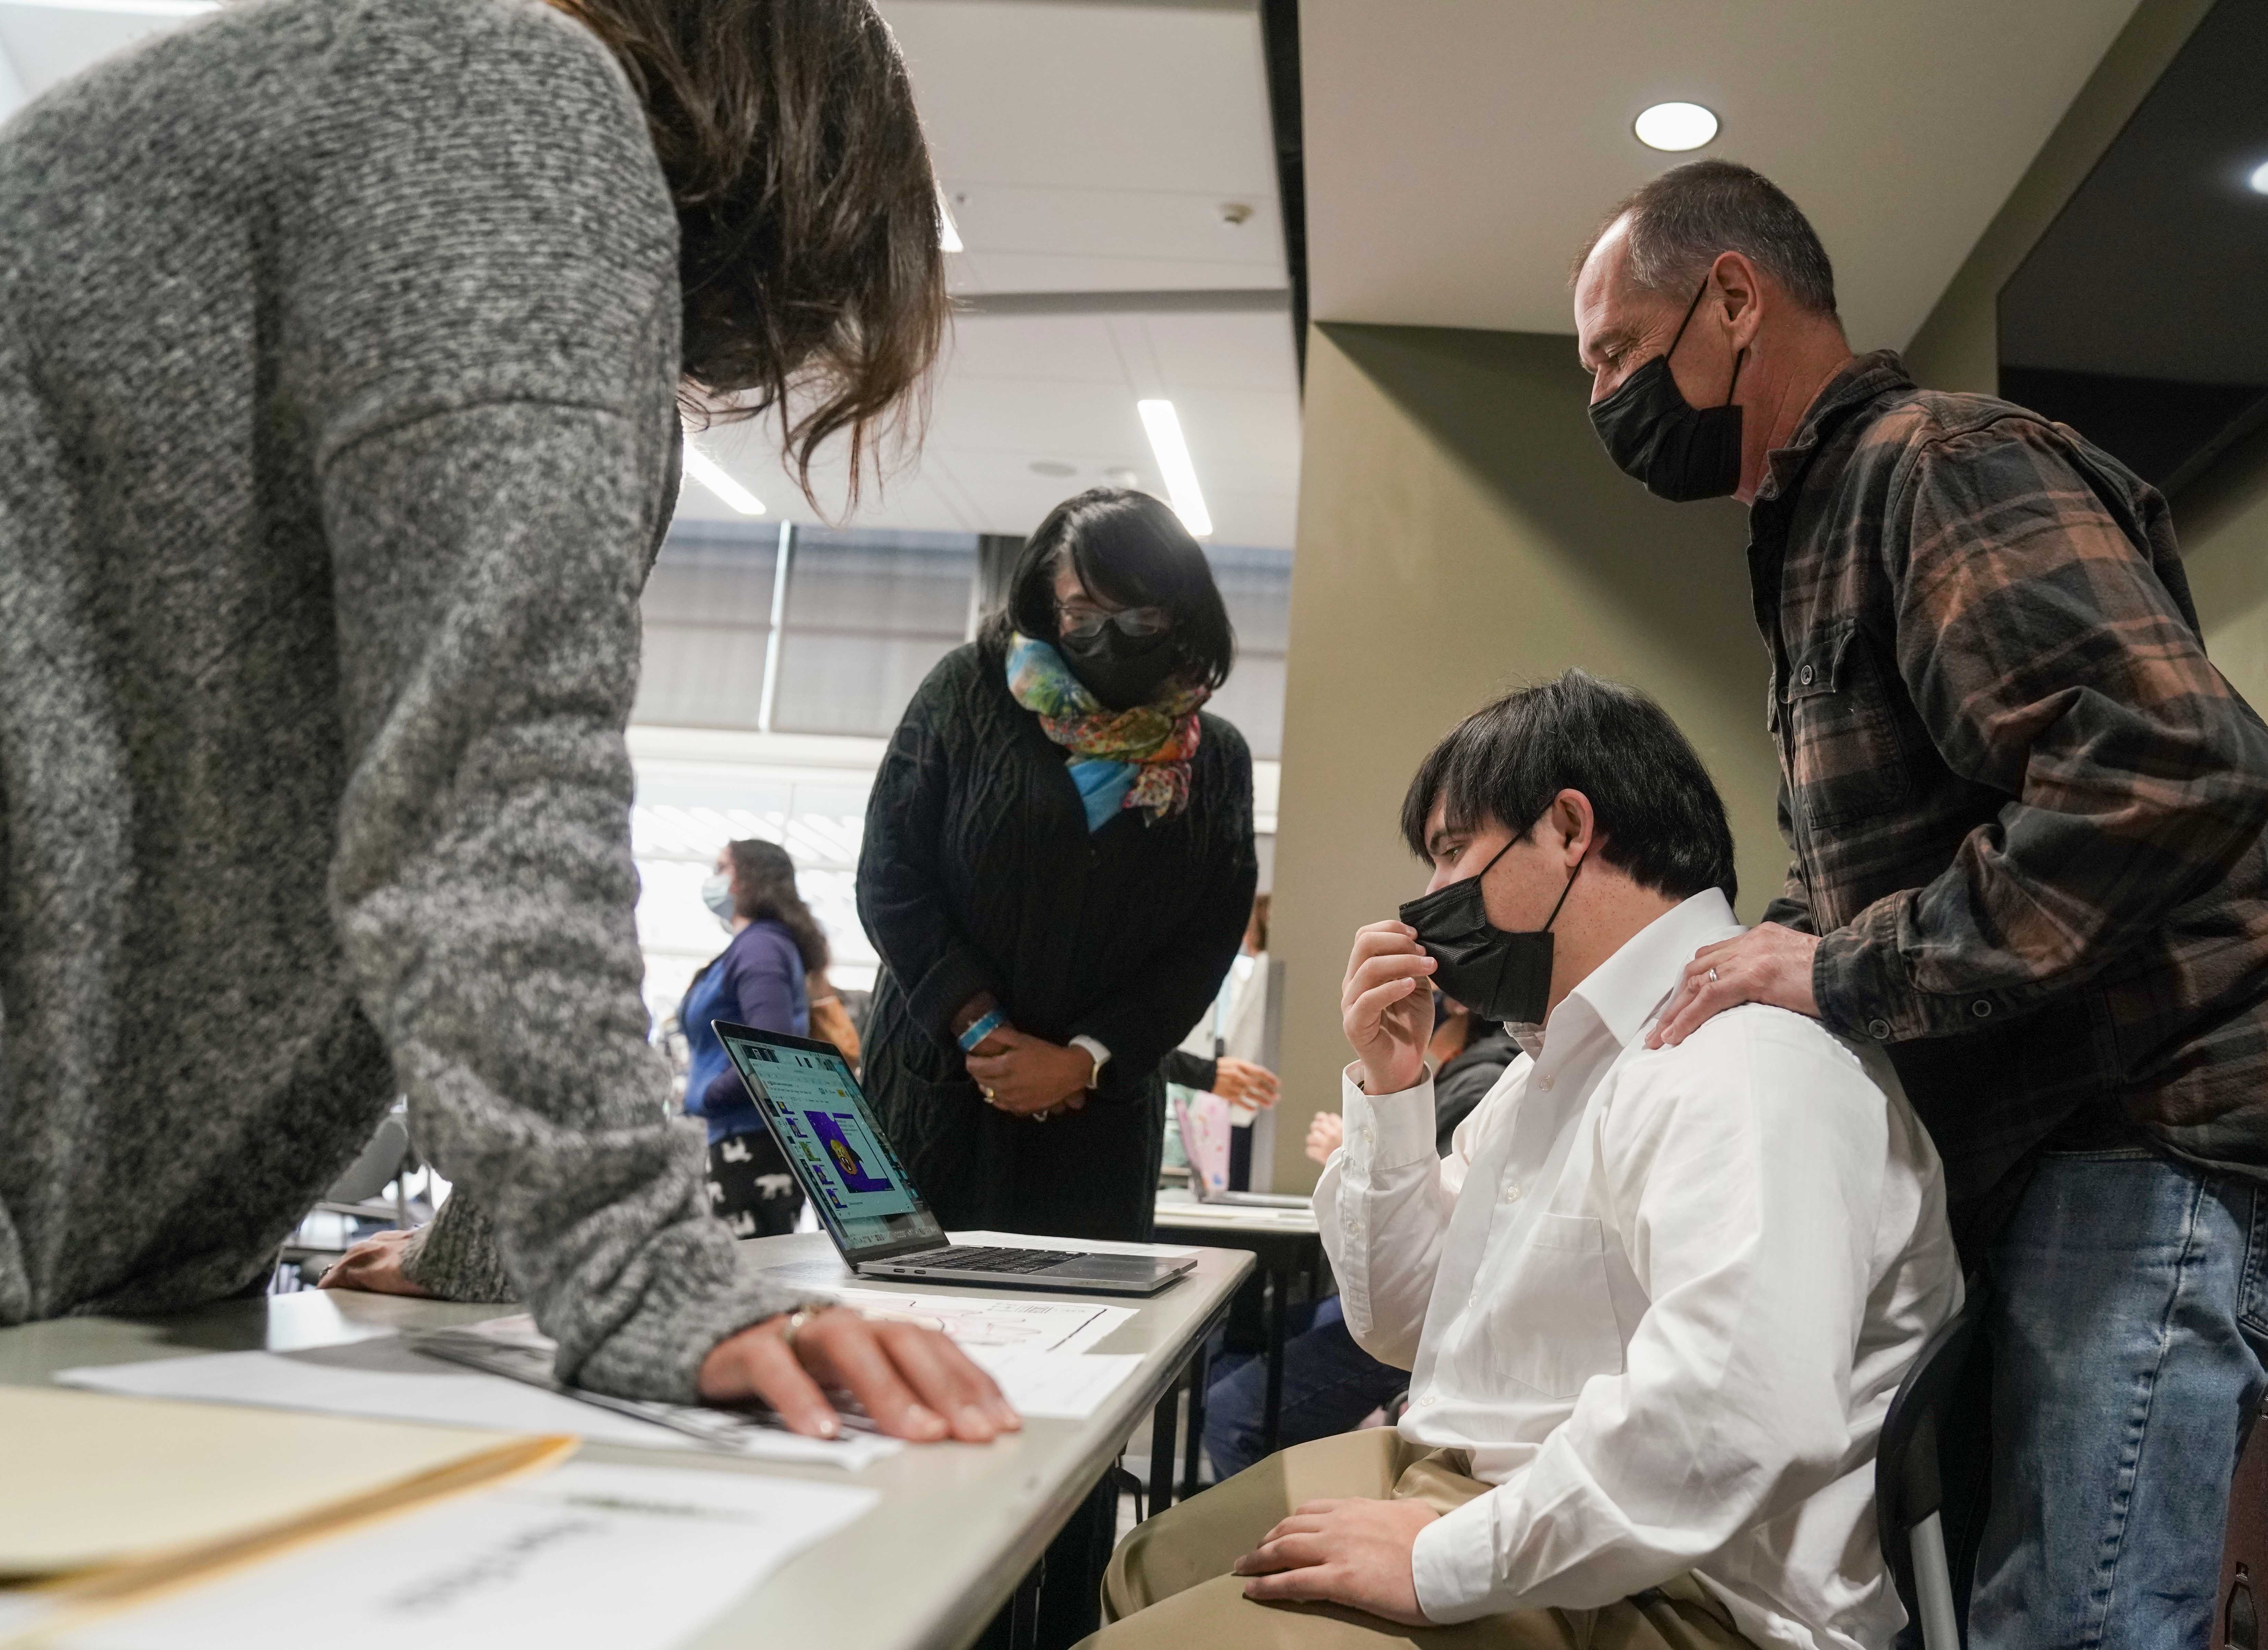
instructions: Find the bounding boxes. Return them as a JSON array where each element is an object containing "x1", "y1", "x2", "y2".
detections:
[
  {"x1": 880, "y1": 1, "x2": 1278, "y2": 196},
  {"x1": 1301, "y1": 0, "x2": 2145, "y2": 348}
]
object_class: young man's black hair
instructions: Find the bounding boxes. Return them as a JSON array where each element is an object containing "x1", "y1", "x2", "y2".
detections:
[{"x1": 1400, "y1": 669, "x2": 1737, "y2": 903}]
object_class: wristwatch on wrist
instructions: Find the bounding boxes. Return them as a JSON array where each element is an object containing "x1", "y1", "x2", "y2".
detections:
[{"x1": 1068, "y1": 1035, "x2": 1111, "y2": 1090}]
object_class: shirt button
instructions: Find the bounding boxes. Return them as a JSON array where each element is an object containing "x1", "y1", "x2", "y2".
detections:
[
  {"x1": 1536, "y1": 1073, "x2": 1555, "y2": 1091},
  {"x1": 1971, "y1": 1000, "x2": 1994, "y2": 1019},
  {"x1": 1361, "y1": 1127, "x2": 1374, "y2": 1146},
  {"x1": 1799, "y1": 664, "x2": 1816, "y2": 686},
  {"x1": 1867, "y1": 1017, "x2": 1892, "y2": 1040},
  {"x1": 1502, "y1": 1184, "x2": 1523, "y2": 1203}
]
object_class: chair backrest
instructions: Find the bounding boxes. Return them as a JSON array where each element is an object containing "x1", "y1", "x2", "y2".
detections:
[
  {"x1": 1876, "y1": 1279, "x2": 1994, "y2": 1650},
  {"x1": 2220, "y1": 1398, "x2": 2268, "y2": 1649},
  {"x1": 326, "y1": 1113, "x2": 413, "y2": 1206}
]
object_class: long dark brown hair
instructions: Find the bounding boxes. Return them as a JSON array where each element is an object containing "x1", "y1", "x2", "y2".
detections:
[
  {"x1": 557, "y1": 0, "x2": 949, "y2": 504},
  {"x1": 727, "y1": 838, "x2": 830, "y2": 972}
]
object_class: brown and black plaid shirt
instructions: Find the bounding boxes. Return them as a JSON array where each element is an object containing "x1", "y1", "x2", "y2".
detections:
[{"x1": 1751, "y1": 351, "x2": 2268, "y2": 1246}]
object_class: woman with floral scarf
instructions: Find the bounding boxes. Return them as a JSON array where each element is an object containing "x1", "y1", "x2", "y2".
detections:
[{"x1": 855, "y1": 489, "x2": 1259, "y2": 1246}]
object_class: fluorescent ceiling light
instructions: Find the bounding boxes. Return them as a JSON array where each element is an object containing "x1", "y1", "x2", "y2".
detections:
[
  {"x1": 1136, "y1": 399, "x2": 1212, "y2": 538},
  {"x1": 1634, "y1": 101, "x2": 1718, "y2": 153},
  {"x1": 22, "y1": 0, "x2": 218, "y2": 13},
  {"x1": 2250, "y1": 159, "x2": 2268, "y2": 195},
  {"x1": 681, "y1": 439, "x2": 765, "y2": 516},
  {"x1": 936, "y1": 185, "x2": 963, "y2": 253}
]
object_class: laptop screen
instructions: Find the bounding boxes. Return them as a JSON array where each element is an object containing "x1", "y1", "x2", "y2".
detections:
[{"x1": 714, "y1": 1026, "x2": 945, "y2": 1259}]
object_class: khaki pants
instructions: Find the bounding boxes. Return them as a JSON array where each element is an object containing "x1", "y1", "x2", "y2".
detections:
[{"x1": 1081, "y1": 1430, "x2": 1756, "y2": 1650}]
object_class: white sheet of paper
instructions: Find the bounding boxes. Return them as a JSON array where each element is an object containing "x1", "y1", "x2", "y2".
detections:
[
  {"x1": 64, "y1": 1461, "x2": 876, "y2": 1650},
  {"x1": 55, "y1": 1341, "x2": 896, "y2": 1470},
  {"x1": 830, "y1": 1291, "x2": 1137, "y2": 1355},
  {"x1": 962, "y1": 1349, "x2": 1143, "y2": 1419}
]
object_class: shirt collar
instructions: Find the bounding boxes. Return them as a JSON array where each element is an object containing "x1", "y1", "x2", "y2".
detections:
[
  {"x1": 1753, "y1": 348, "x2": 1913, "y2": 507},
  {"x1": 1549, "y1": 888, "x2": 1742, "y2": 1053}
]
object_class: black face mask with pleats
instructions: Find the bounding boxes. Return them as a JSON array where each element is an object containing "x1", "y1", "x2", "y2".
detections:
[
  {"x1": 1058, "y1": 626, "x2": 1180, "y2": 711},
  {"x1": 1588, "y1": 278, "x2": 1746, "y2": 503},
  {"x1": 1398, "y1": 833, "x2": 1585, "y2": 1033}
]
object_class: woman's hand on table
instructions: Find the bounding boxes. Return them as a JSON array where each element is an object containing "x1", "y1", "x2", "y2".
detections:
[
  {"x1": 1211, "y1": 1057, "x2": 1279, "y2": 1109},
  {"x1": 317, "y1": 1228, "x2": 434, "y2": 1297},
  {"x1": 1304, "y1": 1111, "x2": 1344, "y2": 1166},
  {"x1": 699, "y1": 1306, "x2": 1021, "y2": 1443},
  {"x1": 966, "y1": 1028, "x2": 1091, "y2": 1119}
]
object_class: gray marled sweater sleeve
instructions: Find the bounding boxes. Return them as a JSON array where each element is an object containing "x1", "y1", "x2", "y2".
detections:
[{"x1": 295, "y1": 0, "x2": 813, "y2": 1396}]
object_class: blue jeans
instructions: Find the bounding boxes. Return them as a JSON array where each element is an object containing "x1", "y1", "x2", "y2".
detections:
[
  {"x1": 1971, "y1": 1148, "x2": 2268, "y2": 1650},
  {"x1": 1203, "y1": 1296, "x2": 1413, "y2": 1482}
]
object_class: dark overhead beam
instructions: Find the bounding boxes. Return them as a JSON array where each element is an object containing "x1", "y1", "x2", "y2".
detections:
[{"x1": 1258, "y1": 0, "x2": 1305, "y2": 386}]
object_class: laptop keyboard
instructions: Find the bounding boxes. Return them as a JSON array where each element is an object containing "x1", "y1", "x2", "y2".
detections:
[{"x1": 912, "y1": 1245, "x2": 1080, "y2": 1275}]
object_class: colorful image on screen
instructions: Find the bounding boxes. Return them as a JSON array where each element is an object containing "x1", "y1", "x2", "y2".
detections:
[
  {"x1": 804, "y1": 1110, "x2": 894, "y2": 1192},
  {"x1": 716, "y1": 1031, "x2": 936, "y2": 1253}
]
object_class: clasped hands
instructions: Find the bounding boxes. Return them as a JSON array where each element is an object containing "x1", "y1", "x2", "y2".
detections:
[{"x1": 955, "y1": 995, "x2": 1091, "y2": 1120}]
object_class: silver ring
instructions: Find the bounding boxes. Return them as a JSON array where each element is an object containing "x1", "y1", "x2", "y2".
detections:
[
  {"x1": 781, "y1": 1304, "x2": 824, "y2": 1348},
  {"x1": 1707, "y1": 968, "x2": 1720, "y2": 984}
]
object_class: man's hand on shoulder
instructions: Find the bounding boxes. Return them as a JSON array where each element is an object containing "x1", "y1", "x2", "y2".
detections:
[
  {"x1": 1342, "y1": 922, "x2": 1437, "y2": 1095},
  {"x1": 1648, "y1": 923, "x2": 1822, "y2": 1049},
  {"x1": 1233, "y1": 1495, "x2": 1438, "y2": 1624}
]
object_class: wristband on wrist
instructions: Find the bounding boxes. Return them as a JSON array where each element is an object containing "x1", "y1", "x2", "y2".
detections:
[{"x1": 957, "y1": 1008, "x2": 1007, "y2": 1051}]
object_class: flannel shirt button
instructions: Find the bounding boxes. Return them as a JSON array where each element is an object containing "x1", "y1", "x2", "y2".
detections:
[
  {"x1": 1972, "y1": 999, "x2": 1994, "y2": 1018},
  {"x1": 1799, "y1": 664, "x2": 1816, "y2": 686},
  {"x1": 1867, "y1": 1017, "x2": 1892, "y2": 1041}
]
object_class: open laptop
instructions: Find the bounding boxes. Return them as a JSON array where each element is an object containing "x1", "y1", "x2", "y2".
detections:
[
  {"x1": 1173, "y1": 1091, "x2": 1310, "y2": 1210},
  {"x1": 713, "y1": 1021, "x2": 1197, "y2": 1297}
]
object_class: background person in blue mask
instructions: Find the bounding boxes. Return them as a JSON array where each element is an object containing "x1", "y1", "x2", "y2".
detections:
[{"x1": 681, "y1": 838, "x2": 827, "y2": 1236}]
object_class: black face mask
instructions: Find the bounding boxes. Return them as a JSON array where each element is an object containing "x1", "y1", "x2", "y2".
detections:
[
  {"x1": 1398, "y1": 833, "x2": 1584, "y2": 1036},
  {"x1": 1058, "y1": 626, "x2": 1180, "y2": 711},
  {"x1": 1588, "y1": 279, "x2": 1746, "y2": 502}
]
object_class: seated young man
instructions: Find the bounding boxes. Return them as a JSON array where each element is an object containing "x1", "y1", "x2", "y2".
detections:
[{"x1": 1087, "y1": 671, "x2": 1961, "y2": 1650}]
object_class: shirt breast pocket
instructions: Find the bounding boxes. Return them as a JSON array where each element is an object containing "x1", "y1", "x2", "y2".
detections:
[
  {"x1": 1784, "y1": 620, "x2": 1911, "y2": 830},
  {"x1": 1485, "y1": 1213, "x2": 1625, "y2": 1399}
]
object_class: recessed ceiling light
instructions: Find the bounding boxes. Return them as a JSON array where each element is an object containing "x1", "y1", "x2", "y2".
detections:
[
  {"x1": 2249, "y1": 159, "x2": 2268, "y2": 195},
  {"x1": 681, "y1": 438, "x2": 765, "y2": 516},
  {"x1": 1029, "y1": 460, "x2": 1076, "y2": 478},
  {"x1": 1634, "y1": 101, "x2": 1719, "y2": 153},
  {"x1": 1136, "y1": 401, "x2": 1212, "y2": 538},
  {"x1": 936, "y1": 185, "x2": 963, "y2": 254}
]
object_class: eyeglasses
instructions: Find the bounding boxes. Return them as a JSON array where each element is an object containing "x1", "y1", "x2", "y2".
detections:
[{"x1": 1060, "y1": 605, "x2": 1171, "y2": 642}]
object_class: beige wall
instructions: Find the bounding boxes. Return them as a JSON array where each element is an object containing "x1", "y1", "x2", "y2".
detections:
[{"x1": 1266, "y1": 324, "x2": 1781, "y2": 1191}]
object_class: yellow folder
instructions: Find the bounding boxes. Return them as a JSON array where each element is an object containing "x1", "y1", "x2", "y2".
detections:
[{"x1": 0, "y1": 1385, "x2": 574, "y2": 1639}]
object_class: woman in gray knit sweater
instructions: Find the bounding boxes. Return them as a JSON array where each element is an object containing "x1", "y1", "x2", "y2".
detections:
[{"x1": 0, "y1": 0, "x2": 1015, "y2": 1443}]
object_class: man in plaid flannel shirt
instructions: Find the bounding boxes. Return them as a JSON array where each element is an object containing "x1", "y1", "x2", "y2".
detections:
[{"x1": 1572, "y1": 161, "x2": 2268, "y2": 1650}]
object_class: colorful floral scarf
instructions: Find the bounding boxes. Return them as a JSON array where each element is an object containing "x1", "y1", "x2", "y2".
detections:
[{"x1": 1005, "y1": 633, "x2": 1207, "y2": 822}]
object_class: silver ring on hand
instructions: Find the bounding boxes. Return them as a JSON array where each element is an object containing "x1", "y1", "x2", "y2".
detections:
[
  {"x1": 1706, "y1": 967, "x2": 1720, "y2": 984},
  {"x1": 781, "y1": 1304, "x2": 824, "y2": 1348}
]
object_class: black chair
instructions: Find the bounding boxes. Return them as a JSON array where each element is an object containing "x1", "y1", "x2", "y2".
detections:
[{"x1": 1876, "y1": 1281, "x2": 1994, "y2": 1650}]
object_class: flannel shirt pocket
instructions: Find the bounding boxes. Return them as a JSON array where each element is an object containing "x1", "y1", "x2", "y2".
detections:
[{"x1": 1786, "y1": 619, "x2": 1912, "y2": 830}]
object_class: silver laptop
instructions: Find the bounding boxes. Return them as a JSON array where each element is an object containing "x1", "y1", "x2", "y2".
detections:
[{"x1": 714, "y1": 1021, "x2": 1197, "y2": 1297}]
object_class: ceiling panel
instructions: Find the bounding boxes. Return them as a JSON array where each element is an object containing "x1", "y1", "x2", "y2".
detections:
[
  {"x1": 5, "y1": 0, "x2": 1300, "y2": 549},
  {"x1": 681, "y1": 304, "x2": 1301, "y2": 548},
  {"x1": 1301, "y1": 0, "x2": 2144, "y2": 350}
]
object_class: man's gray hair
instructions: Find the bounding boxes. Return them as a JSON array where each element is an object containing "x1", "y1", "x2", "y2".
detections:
[{"x1": 1574, "y1": 160, "x2": 1839, "y2": 318}]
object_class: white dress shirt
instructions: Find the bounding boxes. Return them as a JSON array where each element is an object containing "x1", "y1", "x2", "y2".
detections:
[{"x1": 1316, "y1": 890, "x2": 1961, "y2": 1650}]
